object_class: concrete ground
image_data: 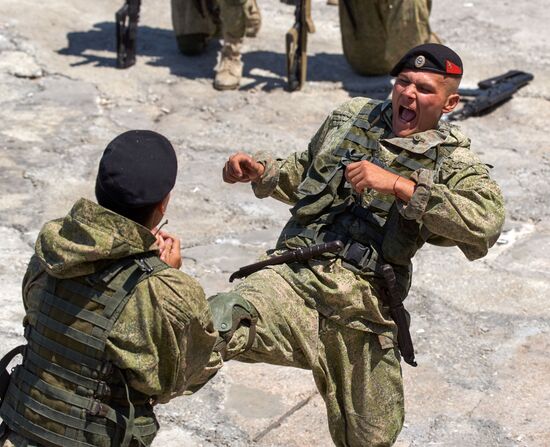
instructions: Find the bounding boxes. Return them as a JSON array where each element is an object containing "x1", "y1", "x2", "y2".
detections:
[{"x1": 0, "y1": 0, "x2": 548, "y2": 445}]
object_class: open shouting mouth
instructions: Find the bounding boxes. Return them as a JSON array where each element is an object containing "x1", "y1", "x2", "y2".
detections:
[{"x1": 399, "y1": 105, "x2": 417, "y2": 124}]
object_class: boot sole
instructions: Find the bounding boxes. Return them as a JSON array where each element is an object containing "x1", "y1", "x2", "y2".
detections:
[{"x1": 213, "y1": 82, "x2": 240, "y2": 91}]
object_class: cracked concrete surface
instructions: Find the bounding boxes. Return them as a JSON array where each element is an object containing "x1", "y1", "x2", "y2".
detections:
[{"x1": 0, "y1": 0, "x2": 549, "y2": 445}]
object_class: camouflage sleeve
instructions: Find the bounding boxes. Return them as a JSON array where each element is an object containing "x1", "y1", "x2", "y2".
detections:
[
  {"x1": 251, "y1": 100, "x2": 360, "y2": 204},
  {"x1": 251, "y1": 147, "x2": 310, "y2": 204},
  {"x1": 397, "y1": 146, "x2": 505, "y2": 260},
  {"x1": 107, "y1": 268, "x2": 218, "y2": 404},
  {"x1": 21, "y1": 255, "x2": 47, "y2": 326}
]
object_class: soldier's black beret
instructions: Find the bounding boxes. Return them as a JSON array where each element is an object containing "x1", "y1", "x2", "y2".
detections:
[
  {"x1": 95, "y1": 130, "x2": 177, "y2": 208},
  {"x1": 390, "y1": 43, "x2": 463, "y2": 78}
]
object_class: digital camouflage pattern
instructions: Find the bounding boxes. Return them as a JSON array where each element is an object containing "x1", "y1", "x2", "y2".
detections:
[
  {"x1": 4, "y1": 199, "x2": 217, "y2": 446},
  {"x1": 221, "y1": 266, "x2": 404, "y2": 446},
  {"x1": 215, "y1": 97, "x2": 505, "y2": 446},
  {"x1": 252, "y1": 97, "x2": 504, "y2": 336},
  {"x1": 339, "y1": 0, "x2": 435, "y2": 75}
]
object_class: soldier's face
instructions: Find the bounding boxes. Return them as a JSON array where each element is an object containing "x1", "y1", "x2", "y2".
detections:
[{"x1": 391, "y1": 69, "x2": 460, "y2": 137}]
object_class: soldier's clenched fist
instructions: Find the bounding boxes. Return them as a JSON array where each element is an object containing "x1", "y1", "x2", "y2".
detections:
[
  {"x1": 223, "y1": 152, "x2": 265, "y2": 184},
  {"x1": 345, "y1": 160, "x2": 415, "y2": 201}
]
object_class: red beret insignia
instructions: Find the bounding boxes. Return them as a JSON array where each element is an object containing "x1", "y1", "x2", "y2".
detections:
[{"x1": 446, "y1": 59, "x2": 462, "y2": 75}]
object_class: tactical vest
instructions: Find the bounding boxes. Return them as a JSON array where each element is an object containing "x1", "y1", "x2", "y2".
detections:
[
  {"x1": 277, "y1": 100, "x2": 458, "y2": 289},
  {"x1": 0, "y1": 253, "x2": 169, "y2": 447}
]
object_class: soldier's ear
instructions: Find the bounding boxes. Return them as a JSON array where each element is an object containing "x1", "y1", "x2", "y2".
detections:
[
  {"x1": 160, "y1": 193, "x2": 171, "y2": 214},
  {"x1": 442, "y1": 93, "x2": 460, "y2": 114}
]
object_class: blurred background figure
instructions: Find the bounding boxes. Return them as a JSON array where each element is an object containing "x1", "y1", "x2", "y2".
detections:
[
  {"x1": 171, "y1": 0, "x2": 261, "y2": 90},
  {"x1": 339, "y1": 0, "x2": 439, "y2": 75}
]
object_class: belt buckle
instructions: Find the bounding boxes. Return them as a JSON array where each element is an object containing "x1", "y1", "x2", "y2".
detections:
[{"x1": 342, "y1": 241, "x2": 372, "y2": 270}]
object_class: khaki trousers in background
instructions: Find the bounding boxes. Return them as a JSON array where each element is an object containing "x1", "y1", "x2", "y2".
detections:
[{"x1": 339, "y1": 0, "x2": 433, "y2": 75}]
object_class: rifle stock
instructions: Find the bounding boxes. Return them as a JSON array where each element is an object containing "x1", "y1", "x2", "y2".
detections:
[
  {"x1": 447, "y1": 70, "x2": 534, "y2": 121},
  {"x1": 116, "y1": 0, "x2": 142, "y2": 69},
  {"x1": 286, "y1": 0, "x2": 315, "y2": 91}
]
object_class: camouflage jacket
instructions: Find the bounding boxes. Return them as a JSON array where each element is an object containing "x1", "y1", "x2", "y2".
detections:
[
  {"x1": 22, "y1": 198, "x2": 217, "y2": 404},
  {"x1": 251, "y1": 98, "x2": 505, "y2": 339}
]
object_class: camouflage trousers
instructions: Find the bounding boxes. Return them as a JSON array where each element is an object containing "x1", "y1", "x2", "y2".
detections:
[
  {"x1": 223, "y1": 267, "x2": 405, "y2": 447},
  {"x1": 171, "y1": 0, "x2": 254, "y2": 51},
  {"x1": 339, "y1": 0, "x2": 434, "y2": 75}
]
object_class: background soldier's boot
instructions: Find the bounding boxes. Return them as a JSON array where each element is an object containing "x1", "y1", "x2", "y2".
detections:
[
  {"x1": 214, "y1": 37, "x2": 243, "y2": 90},
  {"x1": 245, "y1": 0, "x2": 262, "y2": 37}
]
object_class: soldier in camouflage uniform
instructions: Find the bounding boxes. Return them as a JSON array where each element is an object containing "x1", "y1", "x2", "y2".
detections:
[
  {"x1": 210, "y1": 44, "x2": 505, "y2": 446},
  {"x1": 339, "y1": 0, "x2": 439, "y2": 76},
  {"x1": 0, "y1": 131, "x2": 218, "y2": 447},
  {"x1": 170, "y1": 0, "x2": 261, "y2": 90}
]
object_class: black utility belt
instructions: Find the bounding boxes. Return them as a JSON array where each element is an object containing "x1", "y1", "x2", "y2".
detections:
[{"x1": 316, "y1": 231, "x2": 385, "y2": 275}]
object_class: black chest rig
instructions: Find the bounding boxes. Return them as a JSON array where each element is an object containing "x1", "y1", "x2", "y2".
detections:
[{"x1": 0, "y1": 254, "x2": 168, "y2": 447}]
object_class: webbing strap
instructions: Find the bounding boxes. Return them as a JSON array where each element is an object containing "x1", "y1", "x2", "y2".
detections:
[
  {"x1": 109, "y1": 369, "x2": 136, "y2": 447},
  {"x1": 16, "y1": 367, "x2": 98, "y2": 413},
  {"x1": 60, "y1": 279, "x2": 111, "y2": 307},
  {"x1": 0, "y1": 402, "x2": 96, "y2": 447},
  {"x1": 25, "y1": 347, "x2": 100, "y2": 392},
  {"x1": 101, "y1": 263, "x2": 144, "y2": 321},
  {"x1": 424, "y1": 147, "x2": 438, "y2": 161},
  {"x1": 280, "y1": 226, "x2": 318, "y2": 240},
  {"x1": 5, "y1": 385, "x2": 112, "y2": 437},
  {"x1": 35, "y1": 312, "x2": 105, "y2": 352},
  {"x1": 102, "y1": 254, "x2": 168, "y2": 321},
  {"x1": 394, "y1": 153, "x2": 429, "y2": 172},
  {"x1": 13, "y1": 366, "x2": 156, "y2": 444},
  {"x1": 27, "y1": 327, "x2": 102, "y2": 369},
  {"x1": 348, "y1": 203, "x2": 387, "y2": 228},
  {"x1": 39, "y1": 290, "x2": 111, "y2": 330},
  {"x1": 368, "y1": 198, "x2": 393, "y2": 213},
  {"x1": 344, "y1": 131, "x2": 379, "y2": 150},
  {"x1": 352, "y1": 117, "x2": 375, "y2": 131}
]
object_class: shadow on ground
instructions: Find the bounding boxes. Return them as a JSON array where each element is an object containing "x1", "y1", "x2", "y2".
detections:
[{"x1": 58, "y1": 22, "x2": 392, "y2": 98}]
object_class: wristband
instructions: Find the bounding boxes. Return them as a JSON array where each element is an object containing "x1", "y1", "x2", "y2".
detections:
[{"x1": 393, "y1": 175, "x2": 401, "y2": 196}]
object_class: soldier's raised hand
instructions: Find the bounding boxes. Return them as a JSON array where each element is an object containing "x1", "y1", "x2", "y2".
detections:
[
  {"x1": 345, "y1": 160, "x2": 414, "y2": 201},
  {"x1": 156, "y1": 230, "x2": 182, "y2": 269},
  {"x1": 223, "y1": 152, "x2": 265, "y2": 184}
]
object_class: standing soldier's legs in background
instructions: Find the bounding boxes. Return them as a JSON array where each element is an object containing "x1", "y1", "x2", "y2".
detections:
[
  {"x1": 215, "y1": 0, "x2": 247, "y2": 90},
  {"x1": 208, "y1": 268, "x2": 405, "y2": 446},
  {"x1": 171, "y1": 0, "x2": 260, "y2": 85},
  {"x1": 171, "y1": 0, "x2": 221, "y2": 55},
  {"x1": 245, "y1": 0, "x2": 261, "y2": 37}
]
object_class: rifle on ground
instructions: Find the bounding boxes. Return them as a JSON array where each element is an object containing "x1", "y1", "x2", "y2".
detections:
[
  {"x1": 285, "y1": 0, "x2": 315, "y2": 91},
  {"x1": 229, "y1": 241, "x2": 343, "y2": 282},
  {"x1": 116, "y1": 0, "x2": 142, "y2": 68},
  {"x1": 447, "y1": 70, "x2": 534, "y2": 121},
  {"x1": 381, "y1": 264, "x2": 417, "y2": 367}
]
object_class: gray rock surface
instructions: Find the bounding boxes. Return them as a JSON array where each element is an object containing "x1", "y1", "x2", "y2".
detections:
[{"x1": 0, "y1": 0, "x2": 548, "y2": 445}]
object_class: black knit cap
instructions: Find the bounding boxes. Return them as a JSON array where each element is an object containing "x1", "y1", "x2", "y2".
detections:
[
  {"x1": 390, "y1": 43, "x2": 463, "y2": 78},
  {"x1": 95, "y1": 130, "x2": 177, "y2": 208}
]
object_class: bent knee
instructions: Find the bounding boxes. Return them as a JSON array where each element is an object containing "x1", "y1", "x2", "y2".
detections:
[{"x1": 345, "y1": 410, "x2": 404, "y2": 447}]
